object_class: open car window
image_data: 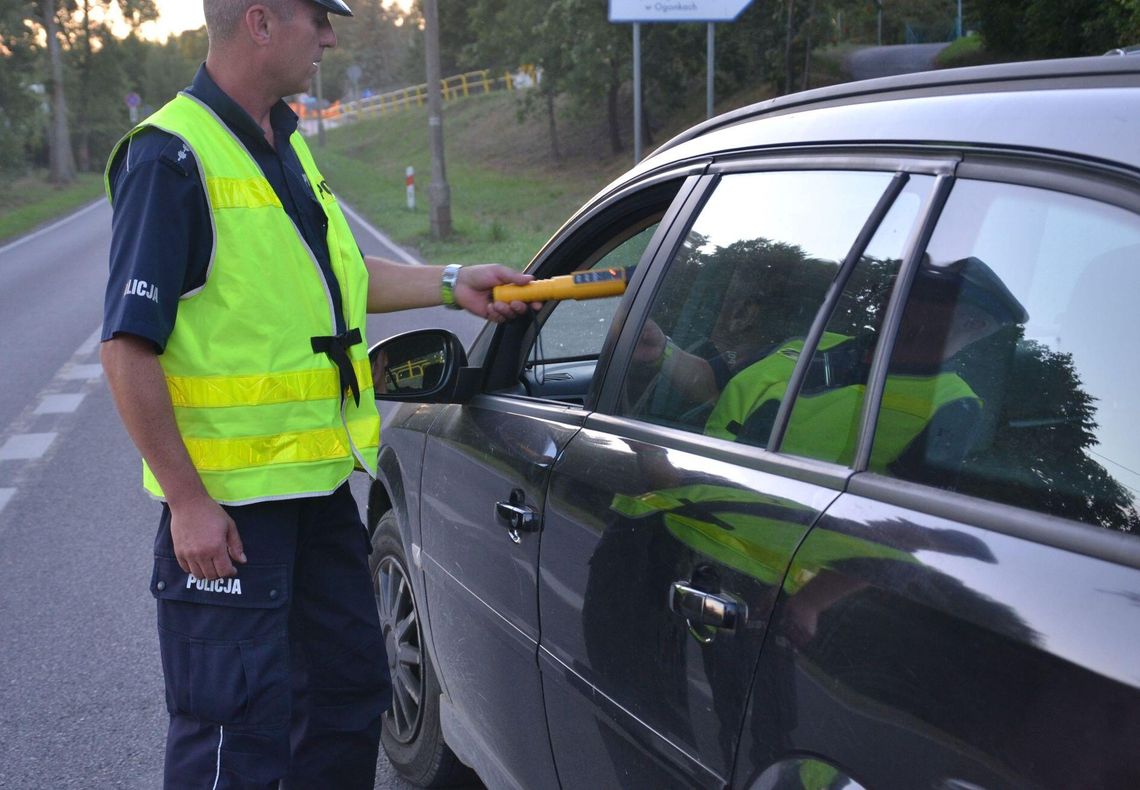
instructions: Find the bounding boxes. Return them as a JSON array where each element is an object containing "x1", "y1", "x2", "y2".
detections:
[{"x1": 483, "y1": 178, "x2": 688, "y2": 404}]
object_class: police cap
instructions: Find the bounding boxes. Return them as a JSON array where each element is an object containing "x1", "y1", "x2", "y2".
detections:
[
  {"x1": 308, "y1": 0, "x2": 353, "y2": 16},
  {"x1": 914, "y1": 256, "x2": 1029, "y2": 325}
]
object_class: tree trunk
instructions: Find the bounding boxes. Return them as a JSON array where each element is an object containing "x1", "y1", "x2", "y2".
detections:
[
  {"x1": 44, "y1": 0, "x2": 75, "y2": 184},
  {"x1": 545, "y1": 89, "x2": 562, "y2": 164},
  {"x1": 77, "y1": 0, "x2": 93, "y2": 172}
]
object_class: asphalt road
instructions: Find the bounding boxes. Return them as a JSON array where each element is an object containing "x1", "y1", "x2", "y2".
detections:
[
  {"x1": 844, "y1": 41, "x2": 951, "y2": 81},
  {"x1": 0, "y1": 199, "x2": 484, "y2": 789}
]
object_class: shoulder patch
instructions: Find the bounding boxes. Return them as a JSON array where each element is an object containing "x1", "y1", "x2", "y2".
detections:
[{"x1": 158, "y1": 136, "x2": 197, "y2": 178}]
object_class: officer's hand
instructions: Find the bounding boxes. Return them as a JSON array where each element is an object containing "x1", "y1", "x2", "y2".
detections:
[
  {"x1": 170, "y1": 495, "x2": 247, "y2": 581},
  {"x1": 455, "y1": 264, "x2": 542, "y2": 322}
]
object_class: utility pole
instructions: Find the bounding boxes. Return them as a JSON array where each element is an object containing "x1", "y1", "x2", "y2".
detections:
[
  {"x1": 423, "y1": 0, "x2": 452, "y2": 240},
  {"x1": 633, "y1": 23, "x2": 642, "y2": 163}
]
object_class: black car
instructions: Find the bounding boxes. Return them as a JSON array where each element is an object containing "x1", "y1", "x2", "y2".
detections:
[{"x1": 367, "y1": 57, "x2": 1140, "y2": 789}]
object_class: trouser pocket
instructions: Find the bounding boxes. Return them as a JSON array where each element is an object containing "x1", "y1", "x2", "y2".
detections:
[{"x1": 152, "y1": 557, "x2": 291, "y2": 729}]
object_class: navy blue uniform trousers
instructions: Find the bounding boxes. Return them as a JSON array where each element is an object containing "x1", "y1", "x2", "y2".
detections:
[{"x1": 149, "y1": 484, "x2": 391, "y2": 788}]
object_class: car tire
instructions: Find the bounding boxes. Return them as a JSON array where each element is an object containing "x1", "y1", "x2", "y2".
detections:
[{"x1": 370, "y1": 509, "x2": 476, "y2": 788}]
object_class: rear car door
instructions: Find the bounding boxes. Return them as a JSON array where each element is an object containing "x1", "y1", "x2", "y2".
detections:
[
  {"x1": 735, "y1": 164, "x2": 1140, "y2": 787},
  {"x1": 537, "y1": 162, "x2": 945, "y2": 787},
  {"x1": 416, "y1": 174, "x2": 695, "y2": 789}
]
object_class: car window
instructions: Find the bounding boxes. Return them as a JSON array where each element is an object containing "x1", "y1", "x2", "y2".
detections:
[
  {"x1": 489, "y1": 176, "x2": 687, "y2": 404},
  {"x1": 779, "y1": 175, "x2": 934, "y2": 464},
  {"x1": 872, "y1": 178, "x2": 1140, "y2": 535},
  {"x1": 616, "y1": 169, "x2": 901, "y2": 443},
  {"x1": 531, "y1": 223, "x2": 657, "y2": 362}
]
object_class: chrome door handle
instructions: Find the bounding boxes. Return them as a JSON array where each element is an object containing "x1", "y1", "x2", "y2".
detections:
[
  {"x1": 495, "y1": 501, "x2": 539, "y2": 532},
  {"x1": 495, "y1": 488, "x2": 540, "y2": 542},
  {"x1": 670, "y1": 582, "x2": 746, "y2": 631}
]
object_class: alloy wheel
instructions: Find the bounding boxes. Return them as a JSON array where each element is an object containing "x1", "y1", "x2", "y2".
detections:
[{"x1": 376, "y1": 555, "x2": 425, "y2": 744}]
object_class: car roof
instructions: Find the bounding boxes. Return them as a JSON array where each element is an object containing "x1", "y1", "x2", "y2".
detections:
[{"x1": 631, "y1": 56, "x2": 1140, "y2": 180}]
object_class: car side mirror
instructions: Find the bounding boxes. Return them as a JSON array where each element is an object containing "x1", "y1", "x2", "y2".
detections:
[{"x1": 369, "y1": 328, "x2": 476, "y2": 403}]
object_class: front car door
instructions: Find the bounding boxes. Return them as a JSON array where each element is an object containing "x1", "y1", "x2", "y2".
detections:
[
  {"x1": 538, "y1": 162, "x2": 946, "y2": 787},
  {"x1": 415, "y1": 174, "x2": 695, "y2": 788}
]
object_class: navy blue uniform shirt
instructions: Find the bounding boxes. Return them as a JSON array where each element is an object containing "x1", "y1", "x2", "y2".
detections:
[{"x1": 103, "y1": 64, "x2": 346, "y2": 351}]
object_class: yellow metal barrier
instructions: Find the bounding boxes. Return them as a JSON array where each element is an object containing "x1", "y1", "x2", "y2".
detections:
[{"x1": 297, "y1": 67, "x2": 538, "y2": 130}]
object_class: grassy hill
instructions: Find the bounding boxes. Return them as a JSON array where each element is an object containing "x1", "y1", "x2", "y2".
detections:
[
  {"x1": 313, "y1": 91, "x2": 634, "y2": 267},
  {"x1": 312, "y1": 80, "x2": 780, "y2": 268}
]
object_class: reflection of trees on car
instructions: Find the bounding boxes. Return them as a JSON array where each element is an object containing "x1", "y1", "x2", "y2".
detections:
[{"x1": 955, "y1": 336, "x2": 1140, "y2": 534}]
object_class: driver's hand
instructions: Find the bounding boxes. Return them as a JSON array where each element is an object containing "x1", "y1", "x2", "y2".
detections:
[{"x1": 632, "y1": 319, "x2": 667, "y2": 365}]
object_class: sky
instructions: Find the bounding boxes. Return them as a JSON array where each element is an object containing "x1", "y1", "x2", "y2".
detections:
[{"x1": 142, "y1": 0, "x2": 411, "y2": 40}]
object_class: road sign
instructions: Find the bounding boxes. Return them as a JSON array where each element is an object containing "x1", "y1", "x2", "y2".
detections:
[
  {"x1": 125, "y1": 92, "x2": 141, "y2": 123},
  {"x1": 609, "y1": 0, "x2": 753, "y2": 23}
]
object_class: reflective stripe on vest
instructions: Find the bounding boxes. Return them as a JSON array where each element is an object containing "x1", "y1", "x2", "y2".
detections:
[{"x1": 106, "y1": 93, "x2": 380, "y2": 504}]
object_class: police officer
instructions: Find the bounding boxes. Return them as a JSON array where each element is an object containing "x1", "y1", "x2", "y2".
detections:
[{"x1": 100, "y1": 1, "x2": 534, "y2": 786}]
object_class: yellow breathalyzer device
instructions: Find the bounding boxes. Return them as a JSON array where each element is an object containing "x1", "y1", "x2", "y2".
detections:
[{"x1": 492, "y1": 267, "x2": 633, "y2": 304}]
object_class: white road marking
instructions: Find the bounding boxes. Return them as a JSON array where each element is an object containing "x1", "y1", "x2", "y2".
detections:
[
  {"x1": 0, "y1": 199, "x2": 104, "y2": 257},
  {"x1": 76, "y1": 327, "x2": 102, "y2": 357},
  {"x1": 35, "y1": 394, "x2": 86, "y2": 415},
  {"x1": 60, "y1": 363, "x2": 103, "y2": 380},
  {"x1": 338, "y1": 200, "x2": 422, "y2": 265},
  {"x1": 0, "y1": 433, "x2": 58, "y2": 461},
  {"x1": 0, "y1": 328, "x2": 103, "y2": 513}
]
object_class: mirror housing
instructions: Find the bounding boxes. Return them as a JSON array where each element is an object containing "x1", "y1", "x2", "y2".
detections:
[{"x1": 369, "y1": 329, "x2": 476, "y2": 403}]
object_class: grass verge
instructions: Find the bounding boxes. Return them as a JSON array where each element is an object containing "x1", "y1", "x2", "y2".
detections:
[
  {"x1": 314, "y1": 92, "x2": 626, "y2": 268},
  {"x1": 0, "y1": 172, "x2": 104, "y2": 244}
]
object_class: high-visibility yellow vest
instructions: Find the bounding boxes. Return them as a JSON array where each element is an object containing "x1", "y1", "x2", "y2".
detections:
[
  {"x1": 705, "y1": 332, "x2": 979, "y2": 467},
  {"x1": 105, "y1": 93, "x2": 379, "y2": 505}
]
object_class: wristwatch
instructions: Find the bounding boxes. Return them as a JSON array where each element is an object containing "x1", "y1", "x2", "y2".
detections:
[{"x1": 440, "y1": 264, "x2": 463, "y2": 310}]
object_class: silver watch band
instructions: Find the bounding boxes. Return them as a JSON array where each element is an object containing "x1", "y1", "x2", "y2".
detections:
[{"x1": 440, "y1": 264, "x2": 463, "y2": 310}]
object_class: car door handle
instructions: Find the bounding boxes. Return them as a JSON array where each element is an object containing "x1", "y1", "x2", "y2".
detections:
[
  {"x1": 670, "y1": 582, "x2": 746, "y2": 630},
  {"x1": 495, "y1": 488, "x2": 540, "y2": 538},
  {"x1": 495, "y1": 501, "x2": 540, "y2": 532}
]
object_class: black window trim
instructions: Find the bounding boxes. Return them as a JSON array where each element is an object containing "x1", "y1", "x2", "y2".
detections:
[
  {"x1": 849, "y1": 471, "x2": 1140, "y2": 570},
  {"x1": 850, "y1": 173, "x2": 957, "y2": 471}
]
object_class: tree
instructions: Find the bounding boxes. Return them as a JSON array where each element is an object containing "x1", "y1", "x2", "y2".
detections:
[
  {"x1": 0, "y1": 3, "x2": 43, "y2": 174},
  {"x1": 322, "y1": 0, "x2": 416, "y2": 101},
  {"x1": 4, "y1": 0, "x2": 158, "y2": 178},
  {"x1": 467, "y1": 0, "x2": 568, "y2": 161},
  {"x1": 41, "y1": 0, "x2": 76, "y2": 183},
  {"x1": 974, "y1": 0, "x2": 1134, "y2": 57}
]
